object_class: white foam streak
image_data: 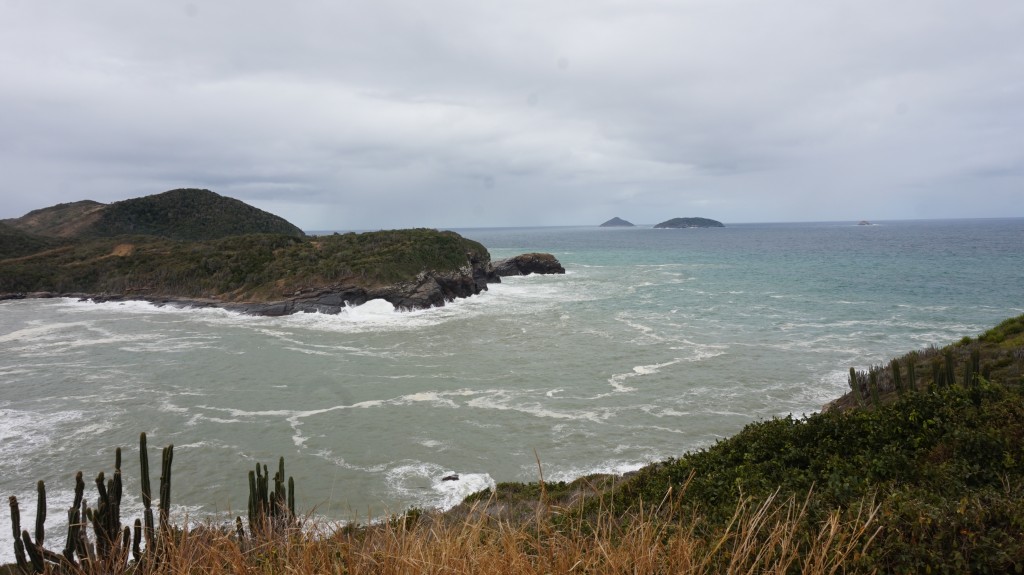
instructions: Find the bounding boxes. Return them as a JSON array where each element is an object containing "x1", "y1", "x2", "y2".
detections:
[
  {"x1": 385, "y1": 462, "x2": 496, "y2": 512},
  {"x1": 608, "y1": 359, "x2": 684, "y2": 393}
]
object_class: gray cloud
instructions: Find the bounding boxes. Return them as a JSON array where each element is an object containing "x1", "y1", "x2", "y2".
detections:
[{"x1": 1, "y1": 0, "x2": 1021, "y2": 229}]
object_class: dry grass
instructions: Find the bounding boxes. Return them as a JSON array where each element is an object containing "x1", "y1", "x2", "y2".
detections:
[{"x1": 31, "y1": 486, "x2": 879, "y2": 575}]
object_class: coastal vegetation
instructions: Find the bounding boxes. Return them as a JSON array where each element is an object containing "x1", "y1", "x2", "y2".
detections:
[
  {"x1": 0, "y1": 189, "x2": 490, "y2": 307},
  {"x1": 5, "y1": 315, "x2": 1024, "y2": 573},
  {"x1": 0, "y1": 229, "x2": 489, "y2": 302}
]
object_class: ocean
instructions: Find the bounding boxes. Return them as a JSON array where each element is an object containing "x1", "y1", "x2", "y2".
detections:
[{"x1": 1, "y1": 219, "x2": 1022, "y2": 559}]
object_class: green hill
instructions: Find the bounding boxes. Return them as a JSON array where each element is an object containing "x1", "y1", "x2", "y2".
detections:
[
  {"x1": 89, "y1": 188, "x2": 304, "y2": 240},
  {"x1": 3, "y1": 189, "x2": 304, "y2": 246}
]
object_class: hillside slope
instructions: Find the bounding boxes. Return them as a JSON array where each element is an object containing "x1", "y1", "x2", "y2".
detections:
[
  {"x1": 90, "y1": 188, "x2": 305, "y2": 240},
  {"x1": 3, "y1": 189, "x2": 304, "y2": 246},
  {"x1": 2, "y1": 200, "x2": 105, "y2": 238},
  {"x1": 0, "y1": 221, "x2": 59, "y2": 260}
]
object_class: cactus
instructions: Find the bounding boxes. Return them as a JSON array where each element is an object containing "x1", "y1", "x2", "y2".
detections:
[
  {"x1": 140, "y1": 432, "x2": 155, "y2": 554},
  {"x1": 9, "y1": 495, "x2": 29, "y2": 572},
  {"x1": 288, "y1": 476, "x2": 296, "y2": 518},
  {"x1": 248, "y1": 457, "x2": 297, "y2": 536},
  {"x1": 22, "y1": 530, "x2": 44, "y2": 573},
  {"x1": 906, "y1": 353, "x2": 918, "y2": 392},
  {"x1": 931, "y1": 358, "x2": 942, "y2": 391},
  {"x1": 868, "y1": 369, "x2": 881, "y2": 405},
  {"x1": 6, "y1": 435, "x2": 173, "y2": 573},
  {"x1": 849, "y1": 367, "x2": 863, "y2": 404},
  {"x1": 159, "y1": 444, "x2": 174, "y2": 531},
  {"x1": 944, "y1": 351, "x2": 956, "y2": 388},
  {"x1": 970, "y1": 348, "x2": 981, "y2": 387},
  {"x1": 891, "y1": 359, "x2": 904, "y2": 396},
  {"x1": 63, "y1": 471, "x2": 86, "y2": 563},
  {"x1": 88, "y1": 448, "x2": 126, "y2": 563},
  {"x1": 132, "y1": 518, "x2": 143, "y2": 563}
]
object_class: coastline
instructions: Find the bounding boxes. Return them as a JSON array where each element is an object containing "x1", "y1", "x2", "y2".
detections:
[{"x1": 0, "y1": 252, "x2": 566, "y2": 315}]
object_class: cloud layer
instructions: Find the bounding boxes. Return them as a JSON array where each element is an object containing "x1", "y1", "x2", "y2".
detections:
[{"x1": 2, "y1": 0, "x2": 1022, "y2": 229}]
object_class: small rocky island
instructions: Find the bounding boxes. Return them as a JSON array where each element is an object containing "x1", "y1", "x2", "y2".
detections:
[
  {"x1": 599, "y1": 217, "x2": 635, "y2": 227},
  {"x1": 653, "y1": 217, "x2": 725, "y2": 229},
  {"x1": 0, "y1": 188, "x2": 565, "y2": 315}
]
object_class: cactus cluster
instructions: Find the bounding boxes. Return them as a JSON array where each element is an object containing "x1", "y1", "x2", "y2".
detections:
[
  {"x1": 6, "y1": 433, "x2": 173, "y2": 574},
  {"x1": 244, "y1": 457, "x2": 297, "y2": 538},
  {"x1": 850, "y1": 343, "x2": 994, "y2": 408},
  {"x1": 7, "y1": 432, "x2": 301, "y2": 573}
]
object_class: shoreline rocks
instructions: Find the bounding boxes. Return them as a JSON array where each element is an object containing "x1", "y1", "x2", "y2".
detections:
[{"x1": 489, "y1": 253, "x2": 566, "y2": 277}]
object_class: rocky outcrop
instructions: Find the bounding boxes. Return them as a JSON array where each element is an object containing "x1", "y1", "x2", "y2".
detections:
[
  {"x1": 653, "y1": 217, "x2": 724, "y2": 229},
  {"x1": 489, "y1": 253, "x2": 566, "y2": 277},
  {"x1": 600, "y1": 217, "x2": 634, "y2": 227}
]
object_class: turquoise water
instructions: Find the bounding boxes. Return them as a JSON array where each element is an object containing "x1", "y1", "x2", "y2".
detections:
[{"x1": 1, "y1": 219, "x2": 1022, "y2": 558}]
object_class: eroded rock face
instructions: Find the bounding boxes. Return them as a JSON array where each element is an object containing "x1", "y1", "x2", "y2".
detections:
[{"x1": 489, "y1": 253, "x2": 566, "y2": 277}]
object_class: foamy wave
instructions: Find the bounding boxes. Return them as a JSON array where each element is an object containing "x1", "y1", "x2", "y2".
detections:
[
  {"x1": 608, "y1": 359, "x2": 684, "y2": 393},
  {"x1": 0, "y1": 409, "x2": 86, "y2": 466},
  {"x1": 36, "y1": 273, "x2": 580, "y2": 338},
  {"x1": 465, "y1": 391, "x2": 612, "y2": 422},
  {"x1": 385, "y1": 461, "x2": 495, "y2": 511},
  {"x1": 544, "y1": 460, "x2": 650, "y2": 483}
]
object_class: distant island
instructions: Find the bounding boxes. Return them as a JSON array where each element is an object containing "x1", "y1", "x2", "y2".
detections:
[
  {"x1": 599, "y1": 217, "x2": 635, "y2": 227},
  {"x1": 653, "y1": 217, "x2": 724, "y2": 228},
  {"x1": 0, "y1": 188, "x2": 564, "y2": 314}
]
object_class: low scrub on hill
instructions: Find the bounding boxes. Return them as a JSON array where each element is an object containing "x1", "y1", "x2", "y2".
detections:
[
  {"x1": 0, "y1": 223, "x2": 58, "y2": 260},
  {"x1": 0, "y1": 229, "x2": 489, "y2": 300},
  {"x1": 88, "y1": 189, "x2": 305, "y2": 240}
]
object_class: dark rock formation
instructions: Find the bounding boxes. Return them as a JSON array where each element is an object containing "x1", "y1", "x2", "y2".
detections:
[
  {"x1": 653, "y1": 217, "x2": 724, "y2": 229},
  {"x1": 489, "y1": 253, "x2": 566, "y2": 277},
  {"x1": 600, "y1": 217, "x2": 635, "y2": 227}
]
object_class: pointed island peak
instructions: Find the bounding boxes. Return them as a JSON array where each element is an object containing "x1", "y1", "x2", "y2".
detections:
[
  {"x1": 653, "y1": 217, "x2": 724, "y2": 229},
  {"x1": 600, "y1": 217, "x2": 635, "y2": 227}
]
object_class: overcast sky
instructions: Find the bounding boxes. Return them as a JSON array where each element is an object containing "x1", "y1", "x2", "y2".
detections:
[{"x1": 1, "y1": 1, "x2": 1022, "y2": 229}]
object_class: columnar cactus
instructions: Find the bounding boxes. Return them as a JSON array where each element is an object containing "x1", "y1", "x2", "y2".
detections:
[
  {"x1": 890, "y1": 359, "x2": 904, "y2": 396},
  {"x1": 248, "y1": 457, "x2": 297, "y2": 536},
  {"x1": 6, "y1": 434, "x2": 174, "y2": 573},
  {"x1": 868, "y1": 369, "x2": 881, "y2": 405},
  {"x1": 944, "y1": 351, "x2": 956, "y2": 388},
  {"x1": 906, "y1": 353, "x2": 918, "y2": 392}
]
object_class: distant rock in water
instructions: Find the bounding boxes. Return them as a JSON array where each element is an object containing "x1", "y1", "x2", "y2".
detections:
[
  {"x1": 858, "y1": 220, "x2": 872, "y2": 226},
  {"x1": 600, "y1": 217, "x2": 635, "y2": 227},
  {"x1": 653, "y1": 217, "x2": 724, "y2": 229},
  {"x1": 490, "y1": 253, "x2": 566, "y2": 277}
]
